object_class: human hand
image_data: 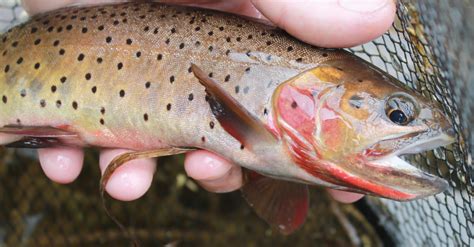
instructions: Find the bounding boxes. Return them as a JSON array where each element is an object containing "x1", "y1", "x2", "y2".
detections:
[{"x1": 21, "y1": 0, "x2": 396, "y2": 203}]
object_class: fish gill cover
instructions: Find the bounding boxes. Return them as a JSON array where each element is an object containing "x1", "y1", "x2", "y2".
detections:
[{"x1": 0, "y1": 0, "x2": 471, "y2": 246}]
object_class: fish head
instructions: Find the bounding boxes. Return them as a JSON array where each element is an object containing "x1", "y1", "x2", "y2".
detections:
[{"x1": 272, "y1": 54, "x2": 455, "y2": 200}]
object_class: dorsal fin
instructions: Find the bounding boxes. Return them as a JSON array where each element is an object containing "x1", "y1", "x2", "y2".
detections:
[{"x1": 191, "y1": 64, "x2": 277, "y2": 149}]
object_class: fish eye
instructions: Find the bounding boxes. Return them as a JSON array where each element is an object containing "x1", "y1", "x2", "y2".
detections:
[
  {"x1": 388, "y1": 109, "x2": 408, "y2": 125},
  {"x1": 385, "y1": 93, "x2": 417, "y2": 126}
]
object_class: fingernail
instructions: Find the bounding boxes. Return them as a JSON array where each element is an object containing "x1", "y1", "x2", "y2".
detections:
[{"x1": 339, "y1": 0, "x2": 390, "y2": 13}]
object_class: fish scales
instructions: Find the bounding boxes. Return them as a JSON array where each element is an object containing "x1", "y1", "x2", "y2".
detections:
[
  {"x1": 0, "y1": 1, "x2": 457, "y2": 234},
  {"x1": 0, "y1": 2, "x2": 336, "y2": 165}
]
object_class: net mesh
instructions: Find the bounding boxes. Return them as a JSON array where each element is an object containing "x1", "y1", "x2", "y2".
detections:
[{"x1": 0, "y1": 1, "x2": 472, "y2": 246}]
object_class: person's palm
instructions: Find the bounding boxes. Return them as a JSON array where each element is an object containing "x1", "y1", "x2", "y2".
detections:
[{"x1": 17, "y1": 0, "x2": 395, "y2": 203}]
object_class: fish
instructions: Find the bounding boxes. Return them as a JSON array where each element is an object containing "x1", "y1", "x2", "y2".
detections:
[{"x1": 0, "y1": 2, "x2": 455, "y2": 234}]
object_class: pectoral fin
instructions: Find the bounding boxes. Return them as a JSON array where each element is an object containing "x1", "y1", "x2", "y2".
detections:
[
  {"x1": 191, "y1": 64, "x2": 277, "y2": 149},
  {"x1": 0, "y1": 125, "x2": 80, "y2": 148},
  {"x1": 241, "y1": 170, "x2": 309, "y2": 235}
]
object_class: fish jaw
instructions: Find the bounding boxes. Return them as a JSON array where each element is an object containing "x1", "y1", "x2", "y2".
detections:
[{"x1": 270, "y1": 61, "x2": 456, "y2": 200}]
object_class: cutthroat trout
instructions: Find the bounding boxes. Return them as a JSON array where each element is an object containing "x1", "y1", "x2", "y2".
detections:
[{"x1": 0, "y1": 2, "x2": 454, "y2": 233}]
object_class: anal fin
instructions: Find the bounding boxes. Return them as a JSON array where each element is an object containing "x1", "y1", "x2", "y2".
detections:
[
  {"x1": 241, "y1": 170, "x2": 309, "y2": 235},
  {"x1": 0, "y1": 125, "x2": 80, "y2": 148}
]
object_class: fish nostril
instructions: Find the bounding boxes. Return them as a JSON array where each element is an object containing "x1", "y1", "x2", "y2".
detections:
[{"x1": 445, "y1": 128, "x2": 456, "y2": 137}]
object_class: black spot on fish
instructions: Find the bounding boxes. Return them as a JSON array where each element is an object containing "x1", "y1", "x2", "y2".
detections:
[
  {"x1": 291, "y1": 101, "x2": 298, "y2": 108},
  {"x1": 136, "y1": 51, "x2": 141, "y2": 58},
  {"x1": 34, "y1": 39, "x2": 41, "y2": 45},
  {"x1": 235, "y1": 86, "x2": 240, "y2": 94},
  {"x1": 126, "y1": 38, "x2": 132, "y2": 45},
  {"x1": 20, "y1": 89, "x2": 26, "y2": 97},
  {"x1": 57, "y1": 26, "x2": 63, "y2": 32},
  {"x1": 225, "y1": 75, "x2": 230, "y2": 82},
  {"x1": 113, "y1": 20, "x2": 120, "y2": 26},
  {"x1": 59, "y1": 49, "x2": 65, "y2": 55},
  {"x1": 2, "y1": 95, "x2": 7, "y2": 104},
  {"x1": 240, "y1": 144, "x2": 245, "y2": 150},
  {"x1": 226, "y1": 37, "x2": 231, "y2": 42},
  {"x1": 219, "y1": 26, "x2": 224, "y2": 31},
  {"x1": 188, "y1": 93, "x2": 194, "y2": 101},
  {"x1": 56, "y1": 100, "x2": 62, "y2": 108},
  {"x1": 117, "y1": 62, "x2": 123, "y2": 70},
  {"x1": 97, "y1": 57, "x2": 103, "y2": 64},
  {"x1": 209, "y1": 121, "x2": 215, "y2": 129},
  {"x1": 322, "y1": 53, "x2": 328, "y2": 57},
  {"x1": 153, "y1": 28, "x2": 159, "y2": 34},
  {"x1": 91, "y1": 86, "x2": 97, "y2": 94},
  {"x1": 171, "y1": 27, "x2": 176, "y2": 33},
  {"x1": 157, "y1": 54, "x2": 163, "y2": 60},
  {"x1": 264, "y1": 108, "x2": 268, "y2": 115},
  {"x1": 287, "y1": 46, "x2": 293, "y2": 52},
  {"x1": 143, "y1": 113, "x2": 148, "y2": 121},
  {"x1": 247, "y1": 34, "x2": 253, "y2": 39},
  {"x1": 296, "y1": 58, "x2": 303, "y2": 63},
  {"x1": 77, "y1": 53, "x2": 85, "y2": 61},
  {"x1": 4, "y1": 65, "x2": 9, "y2": 73},
  {"x1": 100, "y1": 107, "x2": 105, "y2": 115},
  {"x1": 34, "y1": 63, "x2": 40, "y2": 70},
  {"x1": 165, "y1": 39, "x2": 170, "y2": 45},
  {"x1": 106, "y1": 36, "x2": 112, "y2": 43},
  {"x1": 98, "y1": 25, "x2": 104, "y2": 31},
  {"x1": 100, "y1": 119, "x2": 105, "y2": 125},
  {"x1": 40, "y1": 99, "x2": 46, "y2": 107},
  {"x1": 53, "y1": 40, "x2": 60, "y2": 46},
  {"x1": 119, "y1": 90, "x2": 125, "y2": 97},
  {"x1": 166, "y1": 103, "x2": 172, "y2": 111},
  {"x1": 201, "y1": 136, "x2": 205, "y2": 142},
  {"x1": 145, "y1": 81, "x2": 151, "y2": 88},
  {"x1": 16, "y1": 57, "x2": 23, "y2": 64},
  {"x1": 143, "y1": 26, "x2": 149, "y2": 32},
  {"x1": 51, "y1": 85, "x2": 57, "y2": 93},
  {"x1": 31, "y1": 27, "x2": 38, "y2": 33},
  {"x1": 170, "y1": 76, "x2": 175, "y2": 83},
  {"x1": 85, "y1": 73, "x2": 91, "y2": 80},
  {"x1": 208, "y1": 31, "x2": 214, "y2": 36},
  {"x1": 195, "y1": 26, "x2": 201, "y2": 31},
  {"x1": 66, "y1": 25, "x2": 73, "y2": 31},
  {"x1": 60, "y1": 76, "x2": 67, "y2": 83},
  {"x1": 11, "y1": 41, "x2": 18, "y2": 47},
  {"x1": 208, "y1": 46, "x2": 213, "y2": 52},
  {"x1": 72, "y1": 101, "x2": 78, "y2": 110},
  {"x1": 179, "y1": 43, "x2": 185, "y2": 49}
]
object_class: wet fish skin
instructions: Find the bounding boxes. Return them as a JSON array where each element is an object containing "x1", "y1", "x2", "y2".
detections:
[
  {"x1": 0, "y1": 2, "x2": 336, "y2": 180},
  {"x1": 0, "y1": 2, "x2": 455, "y2": 232}
]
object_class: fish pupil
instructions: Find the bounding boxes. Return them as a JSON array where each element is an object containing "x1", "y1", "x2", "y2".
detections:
[{"x1": 389, "y1": 110, "x2": 408, "y2": 125}]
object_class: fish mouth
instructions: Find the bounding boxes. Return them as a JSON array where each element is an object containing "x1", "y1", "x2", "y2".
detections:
[{"x1": 358, "y1": 131, "x2": 455, "y2": 200}]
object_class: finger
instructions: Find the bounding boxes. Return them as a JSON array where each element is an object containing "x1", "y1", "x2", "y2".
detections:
[
  {"x1": 22, "y1": 0, "x2": 122, "y2": 15},
  {"x1": 99, "y1": 149, "x2": 156, "y2": 201},
  {"x1": 184, "y1": 150, "x2": 242, "y2": 193},
  {"x1": 251, "y1": 0, "x2": 396, "y2": 47},
  {"x1": 327, "y1": 188, "x2": 364, "y2": 203},
  {"x1": 38, "y1": 147, "x2": 84, "y2": 184}
]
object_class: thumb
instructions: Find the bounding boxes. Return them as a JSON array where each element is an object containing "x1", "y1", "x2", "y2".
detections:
[{"x1": 251, "y1": 0, "x2": 396, "y2": 48}]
